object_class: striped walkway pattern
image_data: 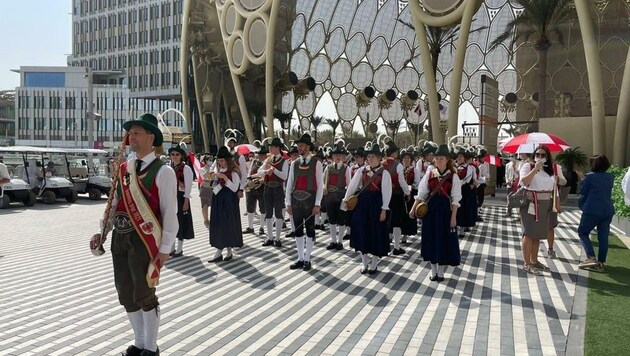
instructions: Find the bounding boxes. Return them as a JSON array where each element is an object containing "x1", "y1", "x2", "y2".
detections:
[{"x1": 0, "y1": 189, "x2": 595, "y2": 356}]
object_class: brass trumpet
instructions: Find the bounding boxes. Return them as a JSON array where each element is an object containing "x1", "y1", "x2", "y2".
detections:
[{"x1": 244, "y1": 176, "x2": 264, "y2": 192}]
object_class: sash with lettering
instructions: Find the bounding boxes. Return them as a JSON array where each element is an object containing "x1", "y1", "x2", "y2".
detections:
[{"x1": 120, "y1": 159, "x2": 163, "y2": 288}]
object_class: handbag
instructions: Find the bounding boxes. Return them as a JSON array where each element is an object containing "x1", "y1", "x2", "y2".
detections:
[
  {"x1": 507, "y1": 187, "x2": 528, "y2": 209},
  {"x1": 412, "y1": 171, "x2": 451, "y2": 218},
  {"x1": 345, "y1": 167, "x2": 384, "y2": 211}
]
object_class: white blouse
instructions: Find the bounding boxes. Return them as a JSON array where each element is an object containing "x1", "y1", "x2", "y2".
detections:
[
  {"x1": 343, "y1": 165, "x2": 392, "y2": 210},
  {"x1": 519, "y1": 163, "x2": 555, "y2": 191},
  {"x1": 215, "y1": 167, "x2": 241, "y2": 192},
  {"x1": 415, "y1": 168, "x2": 462, "y2": 208}
]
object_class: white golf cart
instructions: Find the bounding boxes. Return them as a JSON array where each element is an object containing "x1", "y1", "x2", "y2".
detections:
[
  {"x1": 0, "y1": 149, "x2": 36, "y2": 208},
  {"x1": 63, "y1": 148, "x2": 112, "y2": 200},
  {"x1": 3, "y1": 146, "x2": 78, "y2": 204}
]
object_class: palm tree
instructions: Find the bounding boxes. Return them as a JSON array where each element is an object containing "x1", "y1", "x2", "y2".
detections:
[
  {"x1": 310, "y1": 115, "x2": 325, "y2": 143},
  {"x1": 489, "y1": 0, "x2": 575, "y2": 121},
  {"x1": 324, "y1": 118, "x2": 340, "y2": 138},
  {"x1": 555, "y1": 147, "x2": 588, "y2": 194}
]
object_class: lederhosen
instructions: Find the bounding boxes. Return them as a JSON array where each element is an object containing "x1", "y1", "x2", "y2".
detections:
[
  {"x1": 290, "y1": 157, "x2": 317, "y2": 239},
  {"x1": 264, "y1": 155, "x2": 286, "y2": 219},
  {"x1": 384, "y1": 158, "x2": 406, "y2": 231},
  {"x1": 246, "y1": 159, "x2": 266, "y2": 214},
  {"x1": 324, "y1": 163, "x2": 347, "y2": 226},
  {"x1": 174, "y1": 163, "x2": 194, "y2": 240},
  {"x1": 111, "y1": 159, "x2": 163, "y2": 312}
]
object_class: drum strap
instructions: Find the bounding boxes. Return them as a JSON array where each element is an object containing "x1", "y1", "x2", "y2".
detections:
[{"x1": 427, "y1": 172, "x2": 451, "y2": 204}]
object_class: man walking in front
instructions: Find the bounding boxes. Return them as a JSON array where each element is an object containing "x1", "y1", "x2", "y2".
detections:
[{"x1": 90, "y1": 113, "x2": 178, "y2": 356}]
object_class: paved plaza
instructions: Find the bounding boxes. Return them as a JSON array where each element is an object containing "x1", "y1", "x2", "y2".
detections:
[{"x1": 0, "y1": 188, "x2": 610, "y2": 356}]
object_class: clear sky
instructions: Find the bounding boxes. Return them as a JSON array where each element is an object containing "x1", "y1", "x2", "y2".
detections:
[{"x1": 0, "y1": 0, "x2": 71, "y2": 89}]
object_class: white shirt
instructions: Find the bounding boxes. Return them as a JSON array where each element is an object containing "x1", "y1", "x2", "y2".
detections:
[
  {"x1": 477, "y1": 162, "x2": 490, "y2": 184},
  {"x1": 389, "y1": 160, "x2": 411, "y2": 195},
  {"x1": 215, "y1": 168, "x2": 241, "y2": 192},
  {"x1": 554, "y1": 163, "x2": 567, "y2": 186},
  {"x1": 343, "y1": 165, "x2": 392, "y2": 210},
  {"x1": 622, "y1": 167, "x2": 630, "y2": 206},
  {"x1": 176, "y1": 164, "x2": 193, "y2": 199},
  {"x1": 415, "y1": 168, "x2": 462, "y2": 207},
  {"x1": 235, "y1": 154, "x2": 248, "y2": 190},
  {"x1": 519, "y1": 163, "x2": 555, "y2": 191},
  {"x1": 257, "y1": 154, "x2": 289, "y2": 181},
  {"x1": 415, "y1": 159, "x2": 432, "y2": 181},
  {"x1": 284, "y1": 155, "x2": 324, "y2": 206},
  {"x1": 458, "y1": 164, "x2": 475, "y2": 185},
  {"x1": 505, "y1": 160, "x2": 519, "y2": 183},
  {"x1": 103, "y1": 152, "x2": 179, "y2": 254}
]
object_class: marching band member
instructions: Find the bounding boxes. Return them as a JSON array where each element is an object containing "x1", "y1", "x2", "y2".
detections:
[
  {"x1": 475, "y1": 148, "x2": 490, "y2": 220},
  {"x1": 400, "y1": 150, "x2": 419, "y2": 244},
  {"x1": 324, "y1": 143, "x2": 351, "y2": 250},
  {"x1": 342, "y1": 143, "x2": 392, "y2": 274},
  {"x1": 243, "y1": 146, "x2": 268, "y2": 235},
  {"x1": 412, "y1": 144, "x2": 461, "y2": 281},
  {"x1": 382, "y1": 141, "x2": 412, "y2": 256},
  {"x1": 455, "y1": 146, "x2": 478, "y2": 237},
  {"x1": 286, "y1": 145, "x2": 300, "y2": 238},
  {"x1": 314, "y1": 147, "x2": 328, "y2": 231},
  {"x1": 415, "y1": 141, "x2": 437, "y2": 181},
  {"x1": 285, "y1": 133, "x2": 324, "y2": 271},
  {"x1": 225, "y1": 130, "x2": 247, "y2": 199},
  {"x1": 169, "y1": 144, "x2": 194, "y2": 258},
  {"x1": 90, "y1": 113, "x2": 178, "y2": 356},
  {"x1": 208, "y1": 146, "x2": 243, "y2": 262},
  {"x1": 343, "y1": 147, "x2": 366, "y2": 241},
  {"x1": 258, "y1": 138, "x2": 289, "y2": 247}
]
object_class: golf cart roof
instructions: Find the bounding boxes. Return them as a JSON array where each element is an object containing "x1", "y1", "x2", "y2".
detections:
[
  {"x1": 64, "y1": 148, "x2": 109, "y2": 155},
  {"x1": 0, "y1": 146, "x2": 107, "y2": 155}
]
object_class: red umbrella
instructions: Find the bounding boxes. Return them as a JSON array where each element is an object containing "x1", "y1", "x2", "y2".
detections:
[
  {"x1": 500, "y1": 132, "x2": 570, "y2": 153},
  {"x1": 235, "y1": 144, "x2": 260, "y2": 155}
]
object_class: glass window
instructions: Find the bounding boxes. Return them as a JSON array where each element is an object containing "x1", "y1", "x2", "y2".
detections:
[{"x1": 24, "y1": 72, "x2": 66, "y2": 88}]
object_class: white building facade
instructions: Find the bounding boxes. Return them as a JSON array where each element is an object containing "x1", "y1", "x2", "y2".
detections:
[{"x1": 14, "y1": 66, "x2": 130, "y2": 149}]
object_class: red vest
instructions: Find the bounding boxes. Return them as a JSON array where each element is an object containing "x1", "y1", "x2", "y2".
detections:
[
  {"x1": 218, "y1": 169, "x2": 233, "y2": 187},
  {"x1": 265, "y1": 156, "x2": 286, "y2": 182},
  {"x1": 116, "y1": 160, "x2": 162, "y2": 223},
  {"x1": 361, "y1": 167, "x2": 383, "y2": 192},
  {"x1": 383, "y1": 158, "x2": 400, "y2": 189},
  {"x1": 428, "y1": 170, "x2": 454, "y2": 197},
  {"x1": 174, "y1": 163, "x2": 186, "y2": 191},
  {"x1": 327, "y1": 164, "x2": 347, "y2": 188},
  {"x1": 403, "y1": 165, "x2": 415, "y2": 186},
  {"x1": 457, "y1": 165, "x2": 468, "y2": 180},
  {"x1": 293, "y1": 157, "x2": 317, "y2": 192}
]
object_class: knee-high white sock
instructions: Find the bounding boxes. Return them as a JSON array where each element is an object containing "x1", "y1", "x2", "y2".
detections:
[
  {"x1": 142, "y1": 307, "x2": 160, "y2": 352},
  {"x1": 321, "y1": 212, "x2": 328, "y2": 223},
  {"x1": 213, "y1": 248, "x2": 223, "y2": 259},
  {"x1": 266, "y1": 218, "x2": 273, "y2": 240},
  {"x1": 370, "y1": 255, "x2": 379, "y2": 270},
  {"x1": 304, "y1": 237, "x2": 314, "y2": 262},
  {"x1": 431, "y1": 263, "x2": 438, "y2": 277},
  {"x1": 338, "y1": 225, "x2": 346, "y2": 239},
  {"x1": 295, "y1": 236, "x2": 305, "y2": 261},
  {"x1": 127, "y1": 311, "x2": 145, "y2": 349},
  {"x1": 275, "y1": 218, "x2": 283, "y2": 240},
  {"x1": 290, "y1": 215, "x2": 295, "y2": 232},
  {"x1": 176, "y1": 239, "x2": 184, "y2": 253},
  {"x1": 248, "y1": 213, "x2": 254, "y2": 229},
  {"x1": 393, "y1": 228, "x2": 402, "y2": 249},
  {"x1": 438, "y1": 265, "x2": 446, "y2": 278},
  {"x1": 361, "y1": 253, "x2": 369, "y2": 268},
  {"x1": 346, "y1": 226, "x2": 351, "y2": 235},
  {"x1": 315, "y1": 214, "x2": 321, "y2": 225},
  {"x1": 330, "y1": 224, "x2": 338, "y2": 243}
]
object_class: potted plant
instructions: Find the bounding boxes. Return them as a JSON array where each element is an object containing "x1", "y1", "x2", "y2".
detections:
[{"x1": 555, "y1": 147, "x2": 588, "y2": 194}]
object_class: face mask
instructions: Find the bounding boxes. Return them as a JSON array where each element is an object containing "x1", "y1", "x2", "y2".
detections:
[{"x1": 534, "y1": 157, "x2": 546, "y2": 164}]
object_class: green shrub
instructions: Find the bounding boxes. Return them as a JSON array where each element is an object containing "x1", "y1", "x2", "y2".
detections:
[{"x1": 609, "y1": 165, "x2": 630, "y2": 219}]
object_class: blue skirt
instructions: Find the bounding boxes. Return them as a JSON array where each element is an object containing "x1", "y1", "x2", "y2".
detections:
[
  {"x1": 350, "y1": 190, "x2": 391, "y2": 257},
  {"x1": 456, "y1": 184, "x2": 476, "y2": 228},
  {"x1": 209, "y1": 187, "x2": 243, "y2": 249},
  {"x1": 421, "y1": 194, "x2": 461, "y2": 266}
]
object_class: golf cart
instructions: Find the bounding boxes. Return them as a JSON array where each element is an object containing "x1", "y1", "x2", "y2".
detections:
[
  {"x1": 0, "y1": 149, "x2": 36, "y2": 208},
  {"x1": 3, "y1": 146, "x2": 78, "y2": 204},
  {"x1": 63, "y1": 148, "x2": 112, "y2": 200}
]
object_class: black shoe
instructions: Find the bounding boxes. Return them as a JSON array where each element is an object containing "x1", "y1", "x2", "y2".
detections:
[
  {"x1": 476, "y1": 217, "x2": 484, "y2": 222},
  {"x1": 465, "y1": 227, "x2": 471, "y2": 232},
  {"x1": 429, "y1": 275, "x2": 439, "y2": 281},
  {"x1": 287, "y1": 232, "x2": 295, "y2": 238},
  {"x1": 368, "y1": 267, "x2": 378, "y2": 275},
  {"x1": 259, "y1": 228, "x2": 265, "y2": 235},
  {"x1": 290, "y1": 260, "x2": 305, "y2": 270},
  {"x1": 273, "y1": 239, "x2": 282, "y2": 247},
  {"x1": 283, "y1": 222, "x2": 287, "y2": 229},
  {"x1": 303, "y1": 261, "x2": 312, "y2": 271},
  {"x1": 209, "y1": 255, "x2": 223, "y2": 263},
  {"x1": 262, "y1": 239, "x2": 274, "y2": 246},
  {"x1": 326, "y1": 242, "x2": 337, "y2": 250},
  {"x1": 169, "y1": 251, "x2": 175, "y2": 257},
  {"x1": 437, "y1": 276, "x2": 445, "y2": 282},
  {"x1": 360, "y1": 266, "x2": 368, "y2": 274},
  {"x1": 342, "y1": 234, "x2": 350, "y2": 240},
  {"x1": 122, "y1": 345, "x2": 143, "y2": 356},
  {"x1": 171, "y1": 251, "x2": 183, "y2": 258},
  {"x1": 392, "y1": 248, "x2": 406, "y2": 256},
  {"x1": 243, "y1": 227, "x2": 255, "y2": 234},
  {"x1": 139, "y1": 348, "x2": 159, "y2": 356},
  {"x1": 335, "y1": 242, "x2": 344, "y2": 251},
  {"x1": 223, "y1": 254, "x2": 233, "y2": 262},
  {"x1": 324, "y1": 219, "x2": 329, "y2": 224},
  {"x1": 401, "y1": 239, "x2": 409, "y2": 245}
]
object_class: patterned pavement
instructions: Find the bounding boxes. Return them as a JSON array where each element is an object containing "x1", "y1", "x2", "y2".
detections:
[{"x1": 0, "y1": 187, "x2": 602, "y2": 356}]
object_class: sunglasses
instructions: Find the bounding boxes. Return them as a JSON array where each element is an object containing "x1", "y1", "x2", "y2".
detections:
[{"x1": 534, "y1": 153, "x2": 547, "y2": 158}]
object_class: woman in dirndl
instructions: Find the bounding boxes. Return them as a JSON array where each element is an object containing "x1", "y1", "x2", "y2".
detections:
[
  {"x1": 342, "y1": 143, "x2": 392, "y2": 274},
  {"x1": 400, "y1": 150, "x2": 419, "y2": 243},
  {"x1": 455, "y1": 146, "x2": 477, "y2": 237},
  {"x1": 413, "y1": 144, "x2": 462, "y2": 281},
  {"x1": 208, "y1": 146, "x2": 243, "y2": 262},
  {"x1": 519, "y1": 145, "x2": 556, "y2": 275},
  {"x1": 169, "y1": 145, "x2": 194, "y2": 258},
  {"x1": 199, "y1": 155, "x2": 214, "y2": 227}
]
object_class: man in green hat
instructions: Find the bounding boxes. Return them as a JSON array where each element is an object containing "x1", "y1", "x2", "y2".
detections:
[
  {"x1": 243, "y1": 145, "x2": 268, "y2": 235},
  {"x1": 258, "y1": 137, "x2": 289, "y2": 247},
  {"x1": 323, "y1": 143, "x2": 351, "y2": 250},
  {"x1": 382, "y1": 141, "x2": 412, "y2": 256},
  {"x1": 90, "y1": 113, "x2": 178, "y2": 356}
]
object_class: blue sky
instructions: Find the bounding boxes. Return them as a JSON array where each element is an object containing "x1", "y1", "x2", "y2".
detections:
[{"x1": 0, "y1": 0, "x2": 71, "y2": 89}]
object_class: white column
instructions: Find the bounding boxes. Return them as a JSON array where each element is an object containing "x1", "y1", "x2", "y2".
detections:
[{"x1": 613, "y1": 47, "x2": 630, "y2": 165}]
